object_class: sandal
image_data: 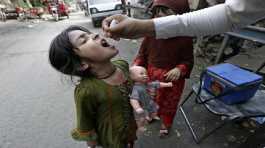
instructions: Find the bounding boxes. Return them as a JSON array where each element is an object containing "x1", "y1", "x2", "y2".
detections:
[
  {"x1": 159, "y1": 128, "x2": 169, "y2": 138},
  {"x1": 159, "y1": 123, "x2": 171, "y2": 138},
  {"x1": 145, "y1": 116, "x2": 153, "y2": 123}
]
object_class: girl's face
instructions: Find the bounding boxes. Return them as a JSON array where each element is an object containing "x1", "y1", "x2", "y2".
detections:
[{"x1": 68, "y1": 30, "x2": 118, "y2": 63}]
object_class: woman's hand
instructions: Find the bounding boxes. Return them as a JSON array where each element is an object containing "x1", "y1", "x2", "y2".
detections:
[
  {"x1": 164, "y1": 68, "x2": 181, "y2": 81},
  {"x1": 102, "y1": 14, "x2": 155, "y2": 39}
]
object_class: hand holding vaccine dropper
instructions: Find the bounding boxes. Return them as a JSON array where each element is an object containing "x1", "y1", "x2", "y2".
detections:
[{"x1": 109, "y1": 19, "x2": 120, "y2": 41}]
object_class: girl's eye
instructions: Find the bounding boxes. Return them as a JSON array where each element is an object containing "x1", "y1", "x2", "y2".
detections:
[
  {"x1": 82, "y1": 35, "x2": 89, "y2": 44},
  {"x1": 93, "y1": 34, "x2": 99, "y2": 40},
  {"x1": 82, "y1": 38, "x2": 87, "y2": 44}
]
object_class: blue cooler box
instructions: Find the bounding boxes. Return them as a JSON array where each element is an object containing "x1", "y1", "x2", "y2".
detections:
[{"x1": 203, "y1": 63, "x2": 263, "y2": 105}]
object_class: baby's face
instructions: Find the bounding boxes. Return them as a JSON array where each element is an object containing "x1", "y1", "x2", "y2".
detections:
[{"x1": 130, "y1": 66, "x2": 148, "y2": 83}]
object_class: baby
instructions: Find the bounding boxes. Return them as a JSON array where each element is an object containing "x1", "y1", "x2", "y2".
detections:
[{"x1": 129, "y1": 66, "x2": 173, "y2": 130}]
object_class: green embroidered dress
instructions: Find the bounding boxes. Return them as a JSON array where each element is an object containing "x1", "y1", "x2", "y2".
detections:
[{"x1": 71, "y1": 60, "x2": 137, "y2": 148}]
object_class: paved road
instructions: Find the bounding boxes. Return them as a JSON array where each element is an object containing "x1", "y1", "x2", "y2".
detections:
[{"x1": 0, "y1": 12, "x2": 253, "y2": 148}]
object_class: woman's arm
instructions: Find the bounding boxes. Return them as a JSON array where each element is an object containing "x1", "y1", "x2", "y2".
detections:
[
  {"x1": 102, "y1": 0, "x2": 265, "y2": 39},
  {"x1": 154, "y1": 0, "x2": 265, "y2": 38}
]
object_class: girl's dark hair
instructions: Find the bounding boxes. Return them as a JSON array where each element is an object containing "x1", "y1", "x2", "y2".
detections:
[{"x1": 49, "y1": 25, "x2": 92, "y2": 78}]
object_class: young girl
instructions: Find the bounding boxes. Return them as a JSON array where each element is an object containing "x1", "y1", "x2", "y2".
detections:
[
  {"x1": 133, "y1": 0, "x2": 194, "y2": 137},
  {"x1": 49, "y1": 26, "x2": 137, "y2": 148}
]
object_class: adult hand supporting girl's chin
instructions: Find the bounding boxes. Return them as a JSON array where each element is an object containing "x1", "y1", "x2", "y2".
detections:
[{"x1": 102, "y1": 14, "x2": 155, "y2": 39}]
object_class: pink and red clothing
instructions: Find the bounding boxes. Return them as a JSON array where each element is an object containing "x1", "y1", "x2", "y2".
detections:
[{"x1": 133, "y1": 0, "x2": 193, "y2": 127}]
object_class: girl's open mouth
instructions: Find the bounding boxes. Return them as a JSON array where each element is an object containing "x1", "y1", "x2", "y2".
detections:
[
  {"x1": 101, "y1": 39, "x2": 110, "y2": 47},
  {"x1": 101, "y1": 39, "x2": 115, "y2": 49},
  {"x1": 101, "y1": 39, "x2": 115, "y2": 48}
]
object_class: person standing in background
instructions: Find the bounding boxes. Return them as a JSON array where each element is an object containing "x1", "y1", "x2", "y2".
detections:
[{"x1": 132, "y1": 0, "x2": 194, "y2": 138}]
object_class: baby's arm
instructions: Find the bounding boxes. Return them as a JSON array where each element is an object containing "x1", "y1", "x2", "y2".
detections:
[
  {"x1": 149, "y1": 81, "x2": 173, "y2": 89},
  {"x1": 130, "y1": 86, "x2": 144, "y2": 114},
  {"x1": 130, "y1": 99, "x2": 144, "y2": 114},
  {"x1": 159, "y1": 82, "x2": 173, "y2": 88}
]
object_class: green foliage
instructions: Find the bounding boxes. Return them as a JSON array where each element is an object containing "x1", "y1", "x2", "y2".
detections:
[
  {"x1": 17, "y1": 0, "x2": 32, "y2": 8},
  {"x1": 30, "y1": 0, "x2": 44, "y2": 7}
]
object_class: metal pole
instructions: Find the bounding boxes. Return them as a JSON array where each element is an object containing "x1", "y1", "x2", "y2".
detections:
[
  {"x1": 180, "y1": 107, "x2": 200, "y2": 143},
  {"x1": 255, "y1": 60, "x2": 265, "y2": 73},
  {"x1": 215, "y1": 34, "x2": 230, "y2": 64}
]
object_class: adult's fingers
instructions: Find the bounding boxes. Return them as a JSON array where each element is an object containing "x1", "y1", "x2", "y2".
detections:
[
  {"x1": 171, "y1": 75, "x2": 179, "y2": 81},
  {"x1": 164, "y1": 71, "x2": 169, "y2": 77},
  {"x1": 167, "y1": 71, "x2": 180, "y2": 81},
  {"x1": 164, "y1": 72, "x2": 169, "y2": 80},
  {"x1": 165, "y1": 72, "x2": 173, "y2": 81},
  {"x1": 172, "y1": 72, "x2": 180, "y2": 81},
  {"x1": 165, "y1": 71, "x2": 175, "y2": 81},
  {"x1": 102, "y1": 14, "x2": 128, "y2": 37},
  {"x1": 102, "y1": 15, "x2": 115, "y2": 32}
]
